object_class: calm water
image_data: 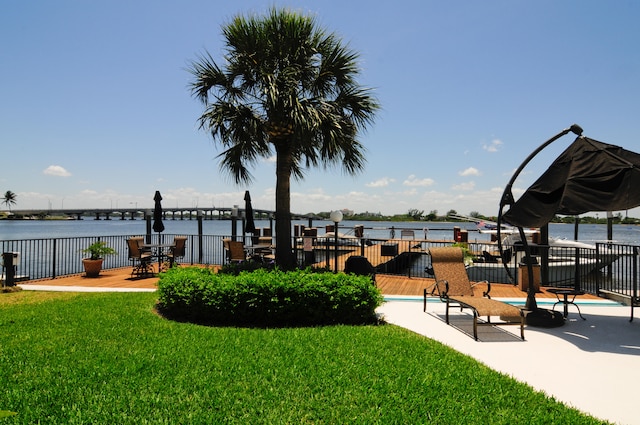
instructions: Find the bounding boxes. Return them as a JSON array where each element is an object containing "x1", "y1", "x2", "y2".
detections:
[{"x1": 2, "y1": 219, "x2": 640, "y2": 245}]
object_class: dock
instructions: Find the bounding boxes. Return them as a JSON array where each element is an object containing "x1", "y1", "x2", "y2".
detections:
[{"x1": 310, "y1": 239, "x2": 428, "y2": 271}]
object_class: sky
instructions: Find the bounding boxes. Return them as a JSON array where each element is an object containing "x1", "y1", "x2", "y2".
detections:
[{"x1": 1, "y1": 0, "x2": 639, "y2": 218}]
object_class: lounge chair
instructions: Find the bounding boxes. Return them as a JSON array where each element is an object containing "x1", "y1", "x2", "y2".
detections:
[{"x1": 423, "y1": 247, "x2": 525, "y2": 340}]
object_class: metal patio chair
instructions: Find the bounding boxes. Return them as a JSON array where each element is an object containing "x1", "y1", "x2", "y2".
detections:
[{"x1": 127, "y1": 237, "x2": 154, "y2": 278}]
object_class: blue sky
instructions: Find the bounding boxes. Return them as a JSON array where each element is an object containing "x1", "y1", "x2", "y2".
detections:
[{"x1": 2, "y1": 1, "x2": 639, "y2": 217}]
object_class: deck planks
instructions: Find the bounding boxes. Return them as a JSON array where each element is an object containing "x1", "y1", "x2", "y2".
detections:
[{"x1": 18, "y1": 265, "x2": 600, "y2": 300}]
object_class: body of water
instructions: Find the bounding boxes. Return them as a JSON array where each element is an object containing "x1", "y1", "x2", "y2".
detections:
[{"x1": 2, "y1": 218, "x2": 640, "y2": 245}]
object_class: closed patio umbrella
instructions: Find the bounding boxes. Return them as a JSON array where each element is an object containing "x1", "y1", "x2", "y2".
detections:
[
  {"x1": 153, "y1": 191, "x2": 165, "y2": 236},
  {"x1": 244, "y1": 190, "x2": 256, "y2": 235},
  {"x1": 152, "y1": 191, "x2": 166, "y2": 271}
]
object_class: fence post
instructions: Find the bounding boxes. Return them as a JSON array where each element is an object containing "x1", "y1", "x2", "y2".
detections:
[
  {"x1": 407, "y1": 243, "x2": 412, "y2": 278},
  {"x1": 189, "y1": 235, "x2": 195, "y2": 266},
  {"x1": 197, "y1": 211, "x2": 203, "y2": 264},
  {"x1": 145, "y1": 213, "x2": 152, "y2": 244},
  {"x1": 52, "y1": 239, "x2": 57, "y2": 279},
  {"x1": 2, "y1": 252, "x2": 15, "y2": 287},
  {"x1": 634, "y1": 247, "x2": 638, "y2": 307},
  {"x1": 595, "y1": 243, "x2": 601, "y2": 296},
  {"x1": 325, "y1": 243, "x2": 330, "y2": 270}
]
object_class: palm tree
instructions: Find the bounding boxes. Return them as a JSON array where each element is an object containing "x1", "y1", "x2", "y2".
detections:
[
  {"x1": 2, "y1": 190, "x2": 17, "y2": 212},
  {"x1": 189, "y1": 8, "x2": 379, "y2": 269}
]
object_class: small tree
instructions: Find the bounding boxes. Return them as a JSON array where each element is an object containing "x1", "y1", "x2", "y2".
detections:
[
  {"x1": 407, "y1": 209, "x2": 424, "y2": 220},
  {"x1": 2, "y1": 190, "x2": 17, "y2": 212}
]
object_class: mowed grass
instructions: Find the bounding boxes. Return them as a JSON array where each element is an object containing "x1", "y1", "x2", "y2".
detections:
[{"x1": 0, "y1": 292, "x2": 605, "y2": 424}]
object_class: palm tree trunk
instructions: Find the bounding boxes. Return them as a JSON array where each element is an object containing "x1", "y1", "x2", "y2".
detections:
[{"x1": 274, "y1": 147, "x2": 296, "y2": 269}]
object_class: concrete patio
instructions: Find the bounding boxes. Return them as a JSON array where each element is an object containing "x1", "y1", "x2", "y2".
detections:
[{"x1": 380, "y1": 297, "x2": 638, "y2": 425}]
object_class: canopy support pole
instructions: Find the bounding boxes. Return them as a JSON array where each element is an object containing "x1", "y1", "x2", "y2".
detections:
[{"x1": 497, "y1": 124, "x2": 583, "y2": 326}]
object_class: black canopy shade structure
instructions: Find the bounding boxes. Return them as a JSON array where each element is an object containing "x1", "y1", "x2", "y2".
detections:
[
  {"x1": 503, "y1": 132, "x2": 640, "y2": 228},
  {"x1": 497, "y1": 124, "x2": 640, "y2": 326},
  {"x1": 244, "y1": 190, "x2": 257, "y2": 235}
]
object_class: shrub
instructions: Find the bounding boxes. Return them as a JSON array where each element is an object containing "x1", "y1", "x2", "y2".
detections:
[
  {"x1": 218, "y1": 258, "x2": 274, "y2": 275},
  {"x1": 156, "y1": 267, "x2": 383, "y2": 326}
]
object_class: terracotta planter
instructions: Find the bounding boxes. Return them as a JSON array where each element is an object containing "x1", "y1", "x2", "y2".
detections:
[{"x1": 82, "y1": 258, "x2": 104, "y2": 278}]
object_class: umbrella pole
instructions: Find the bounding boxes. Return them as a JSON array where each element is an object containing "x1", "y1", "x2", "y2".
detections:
[{"x1": 145, "y1": 214, "x2": 152, "y2": 244}]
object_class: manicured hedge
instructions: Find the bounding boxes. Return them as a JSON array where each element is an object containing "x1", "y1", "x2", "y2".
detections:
[{"x1": 157, "y1": 267, "x2": 384, "y2": 326}]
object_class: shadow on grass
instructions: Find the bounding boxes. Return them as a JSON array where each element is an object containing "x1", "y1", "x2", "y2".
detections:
[
  {"x1": 154, "y1": 303, "x2": 387, "y2": 329},
  {"x1": 0, "y1": 286, "x2": 22, "y2": 294}
]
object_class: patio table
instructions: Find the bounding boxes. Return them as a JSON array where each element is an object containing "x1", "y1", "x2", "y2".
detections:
[
  {"x1": 244, "y1": 244, "x2": 273, "y2": 261},
  {"x1": 141, "y1": 243, "x2": 175, "y2": 272},
  {"x1": 547, "y1": 288, "x2": 586, "y2": 320}
]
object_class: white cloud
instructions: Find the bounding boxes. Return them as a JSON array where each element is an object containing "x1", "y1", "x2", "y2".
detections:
[
  {"x1": 459, "y1": 167, "x2": 480, "y2": 177},
  {"x1": 401, "y1": 188, "x2": 419, "y2": 196},
  {"x1": 43, "y1": 165, "x2": 71, "y2": 177},
  {"x1": 452, "y1": 181, "x2": 476, "y2": 191},
  {"x1": 403, "y1": 175, "x2": 434, "y2": 187},
  {"x1": 482, "y1": 139, "x2": 503, "y2": 152},
  {"x1": 366, "y1": 177, "x2": 395, "y2": 188}
]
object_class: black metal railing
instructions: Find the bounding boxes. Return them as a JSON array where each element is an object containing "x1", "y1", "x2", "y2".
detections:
[
  {"x1": 457, "y1": 243, "x2": 636, "y2": 291},
  {"x1": 302, "y1": 238, "x2": 640, "y2": 298},
  {"x1": 592, "y1": 243, "x2": 639, "y2": 299},
  {"x1": 2, "y1": 233, "x2": 639, "y2": 304},
  {"x1": 1, "y1": 234, "x2": 233, "y2": 281}
]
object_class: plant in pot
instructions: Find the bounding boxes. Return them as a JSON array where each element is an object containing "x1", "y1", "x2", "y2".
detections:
[{"x1": 81, "y1": 241, "x2": 117, "y2": 277}]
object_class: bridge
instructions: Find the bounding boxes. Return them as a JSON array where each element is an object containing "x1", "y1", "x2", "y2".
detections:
[
  {"x1": 8, "y1": 207, "x2": 268, "y2": 221},
  {"x1": 6, "y1": 207, "x2": 319, "y2": 221}
]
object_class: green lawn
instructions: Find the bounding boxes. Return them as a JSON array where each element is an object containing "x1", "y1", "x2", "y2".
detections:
[{"x1": 0, "y1": 292, "x2": 605, "y2": 424}]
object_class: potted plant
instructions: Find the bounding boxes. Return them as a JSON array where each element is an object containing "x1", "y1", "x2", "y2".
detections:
[
  {"x1": 81, "y1": 241, "x2": 117, "y2": 277},
  {"x1": 452, "y1": 242, "x2": 475, "y2": 265}
]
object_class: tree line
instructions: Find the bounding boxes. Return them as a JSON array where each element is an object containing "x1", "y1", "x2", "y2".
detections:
[{"x1": 313, "y1": 208, "x2": 640, "y2": 224}]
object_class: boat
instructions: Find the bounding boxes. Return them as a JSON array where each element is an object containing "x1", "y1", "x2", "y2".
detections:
[
  {"x1": 314, "y1": 232, "x2": 362, "y2": 246},
  {"x1": 466, "y1": 237, "x2": 619, "y2": 285},
  {"x1": 466, "y1": 255, "x2": 600, "y2": 285},
  {"x1": 451, "y1": 213, "x2": 621, "y2": 269},
  {"x1": 500, "y1": 234, "x2": 620, "y2": 268}
]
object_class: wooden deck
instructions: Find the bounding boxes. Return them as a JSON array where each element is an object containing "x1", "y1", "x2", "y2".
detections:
[
  {"x1": 311, "y1": 239, "x2": 424, "y2": 270},
  {"x1": 22, "y1": 267, "x2": 162, "y2": 290},
  {"x1": 17, "y1": 265, "x2": 599, "y2": 300},
  {"x1": 375, "y1": 274, "x2": 600, "y2": 299}
]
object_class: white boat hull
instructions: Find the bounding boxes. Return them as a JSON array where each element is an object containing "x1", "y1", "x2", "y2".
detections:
[{"x1": 467, "y1": 258, "x2": 600, "y2": 285}]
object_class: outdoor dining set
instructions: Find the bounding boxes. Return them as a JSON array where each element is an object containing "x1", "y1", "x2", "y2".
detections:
[
  {"x1": 126, "y1": 236, "x2": 187, "y2": 278},
  {"x1": 223, "y1": 237, "x2": 275, "y2": 264}
]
